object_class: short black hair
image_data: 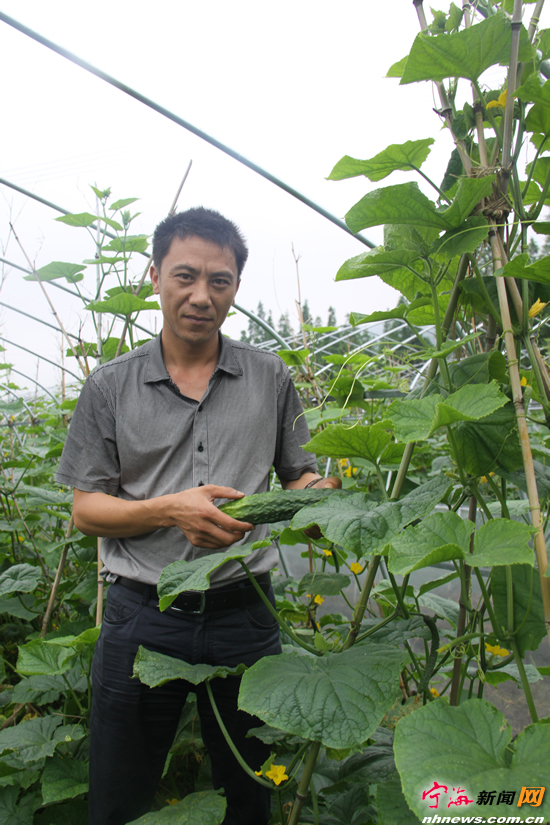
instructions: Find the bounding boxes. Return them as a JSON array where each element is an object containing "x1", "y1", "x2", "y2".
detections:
[{"x1": 152, "y1": 207, "x2": 249, "y2": 276}]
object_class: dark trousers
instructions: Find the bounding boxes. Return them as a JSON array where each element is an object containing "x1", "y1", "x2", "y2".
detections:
[{"x1": 89, "y1": 580, "x2": 281, "y2": 825}]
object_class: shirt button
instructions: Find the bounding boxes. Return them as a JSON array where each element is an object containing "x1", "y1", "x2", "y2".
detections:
[
  {"x1": 198, "y1": 443, "x2": 204, "y2": 452},
  {"x1": 198, "y1": 405, "x2": 203, "y2": 412},
  {"x1": 198, "y1": 481, "x2": 204, "y2": 487}
]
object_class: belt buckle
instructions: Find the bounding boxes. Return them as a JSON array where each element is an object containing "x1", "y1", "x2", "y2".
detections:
[{"x1": 169, "y1": 591, "x2": 206, "y2": 615}]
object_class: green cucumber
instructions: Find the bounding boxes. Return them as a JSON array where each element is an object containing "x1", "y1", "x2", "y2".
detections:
[{"x1": 219, "y1": 488, "x2": 335, "y2": 524}]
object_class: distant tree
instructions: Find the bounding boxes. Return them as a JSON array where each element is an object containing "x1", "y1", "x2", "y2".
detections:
[
  {"x1": 327, "y1": 306, "x2": 337, "y2": 327},
  {"x1": 240, "y1": 301, "x2": 276, "y2": 345},
  {"x1": 277, "y1": 311, "x2": 294, "y2": 341}
]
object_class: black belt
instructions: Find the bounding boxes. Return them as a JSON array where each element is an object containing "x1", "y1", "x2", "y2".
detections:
[{"x1": 115, "y1": 572, "x2": 271, "y2": 614}]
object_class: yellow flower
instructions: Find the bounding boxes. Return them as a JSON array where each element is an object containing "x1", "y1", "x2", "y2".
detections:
[
  {"x1": 350, "y1": 562, "x2": 363, "y2": 575},
  {"x1": 322, "y1": 548, "x2": 332, "y2": 557},
  {"x1": 265, "y1": 764, "x2": 289, "y2": 785},
  {"x1": 314, "y1": 595, "x2": 324, "y2": 605},
  {"x1": 486, "y1": 89, "x2": 507, "y2": 110},
  {"x1": 485, "y1": 643, "x2": 509, "y2": 657},
  {"x1": 166, "y1": 799, "x2": 179, "y2": 806},
  {"x1": 254, "y1": 770, "x2": 263, "y2": 776},
  {"x1": 430, "y1": 687, "x2": 440, "y2": 698},
  {"x1": 520, "y1": 376, "x2": 527, "y2": 387},
  {"x1": 528, "y1": 298, "x2": 547, "y2": 318},
  {"x1": 338, "y1": 458, "x2": 357, "y2": 478}
]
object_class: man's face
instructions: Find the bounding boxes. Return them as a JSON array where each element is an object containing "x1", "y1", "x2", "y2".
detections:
[{"x1": 151, "y1": 235, "x2": 240, "y2": 350}]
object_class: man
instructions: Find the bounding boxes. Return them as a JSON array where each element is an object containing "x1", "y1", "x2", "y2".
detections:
[{"x1": 55, "y1": 207, "x2": 340, "y2": 825}]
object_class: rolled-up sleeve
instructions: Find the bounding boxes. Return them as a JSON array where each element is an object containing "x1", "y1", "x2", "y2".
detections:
[{"x1": 274, "y1": 372, "x2": 318, "y2": 481}]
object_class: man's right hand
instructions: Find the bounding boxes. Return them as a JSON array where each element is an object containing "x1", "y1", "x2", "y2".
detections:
[
  {"x1": 73, "y1": 486, "x2": 253, "y2": 549},
  {"x1": 164, "y1": 485, "x2": 254, "y2": 548}
]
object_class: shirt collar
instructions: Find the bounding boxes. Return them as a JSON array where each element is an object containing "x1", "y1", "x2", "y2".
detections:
[{"x1": 143, "y1": 332, "x2": 243, "y2": 384}]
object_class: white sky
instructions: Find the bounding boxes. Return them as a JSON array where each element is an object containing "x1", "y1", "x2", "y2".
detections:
[{"x1": 0, "y1": 0, "x2": 548, "y2": 390}]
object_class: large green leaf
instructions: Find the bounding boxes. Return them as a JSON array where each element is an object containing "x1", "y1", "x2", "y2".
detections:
[
  {"x1": 492, "y1": 564, "x2": 546, "y2": 656},
  {"x1": 377, "y1": 773, "x2": 421, "y2": 825},
  {"x1": 335, "y1": 247, "x2": 422, "y2": 282},
  {"x1": 0, "y1": 718, "x2": 84, "y2": 764},
  {"x1": 24, "y1": 262, "x2": 85, "y2": 284},
  {"x1": 328, "y1": 139, "x2": 434, "y2": 182},
  {"x1": 13, "y1": 675, "x2": 66, "y2": 705},
  {"x1": 238, "y1": 643, "x2": 408, "y2": 748},
  {"x1": 128, "y1": 790, "x2": 226, "y2": 825},
  {"x1": 41, "y1": 755, "x2": 88, "y2": 805},
  {"x1": 291, "y1": 476, "x2": 451, "y2": 557},
  {"x1": 453, "y1": 402, "x2": 523, "y2": 476},
  {"x1": 500, "y1": 252, "x2": 550, "y2": 285},
  {"x1": 386, "y1": 382, "x2": 508, "y2": 443},
  {"x1": 0, "y1": 786, "x2": 34, "y2": 825},
  {"x1": 526, "y1": 156, "x2": 550, "y2": 190},
  {"x1": 448, "y1": 350, "x2": 507, "y2": 389},
  {"x1": 34, "y1": 799, "x2": 88, "y2": 825},
  {"x1": 298, "y1": 572, "x2": 351, "y2": 596},
  {"x1": 86, "y1": 294, "x2": 160, "y2": 315},
  {"x1": 345, "y1": 177, "x2": 494, "y2": 234},
  {"x1": 394, "y1": 699, "x2": 550, "y2": 821},
  {"x1": 157, "y1": 540, "x2": 269, "y2": 611},
  {"x1": 103, "y1": 235, "x2": 149, "y2": 254},
  {"x1": 470, "y1": 518, "x2": 534, "y2": 568},
  {"x1": 303, "y1": 424, "x2": 392, "y2": 464},
  {"x1": 16, "y1": 640, "x2": 75, "y2": 677},
  {"x1": 0, "y1": 565, "x2": 41, "y2": 598},
  {"x1": 388, "y1": 512, "x2": 473, "y2": 575},
  {"x1": 132, "y1": 646, "x2": 246, "y2": 688},
  {"x1": 431, "y1": 216, "x2": 489, "y2": 260},
  {"x1": 401, "y1": 13, "x2": 533, "y2": 84},
  {"x1": 55, "y1": 212, "x2": 122, "y2": 231},
  {"x1": 388, "y1": 514, "x2": 534, "y2": 575},
  {"x1": 500, "y1": 458, "x2": 550, "y2": 500}
]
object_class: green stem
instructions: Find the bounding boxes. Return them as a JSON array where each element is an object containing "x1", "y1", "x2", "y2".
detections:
[
  {"x1": 342, "y1": 556, "x2": 380, "y2": 650},
  {"x1": 388, "y1": 572, "x2": 410, "y2": 619},
  {"x1": 374, "y1": 464, "x2": 388, "y2": 500},
  {"x1": 474, "y1": 568, "x2": 503, "y2": 638},
  {"x1": 287, "y1": 742, "x2": 322, "y2": 825},
  {"x1": 506, "y1": 566, "x2": 514, "y2": 635},
  {"x1": 205, "y1": 680, "x2": 272, "y2": 788},
  {"x1": 405, "y1": 641, "x2": 423, "y2": 684},
  {"x1": 486, "y1": 474, "x2": 510, "y2": 518},
  {"x1": 522, "y1": 135, "x2": 548, "y2": 198},
  {"x1": 511, "y1": 640, "x2": 539, "y2": 723},
  {"x1": 528, "y1": 158, "x2": 550, "y2": 221},
  {"x1": 469, "y1": 482, "x2": 493, "y2": 522},
  {"x1": 311, "y1": 782, "x2": 320, "y2": 825},
  {"x1": 411, "y1": 165, "x2": 452, "y2": 203},
  {"x1": 239, "y1": 561, "x2": 321, "y2": 657},
  {"x1": 61, "y1": 674, "x2": 84, "y2": 716},
  {"x1": 355, "y1": 610, "x2": 399, "y2": 644},
  {"x1": 439, "y1": 630, "x2": 482, "y2": 654}
]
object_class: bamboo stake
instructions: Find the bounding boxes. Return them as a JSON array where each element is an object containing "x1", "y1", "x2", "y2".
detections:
[
  {"x1": 501, "y1": 0, "x2": 523, "y2": 197},
  {"x1": 527, "y1": 0, "x2": 545, "y2": 41},
  {"x1": 114, "y1": 161, "x2": 192, "y2": 359},
  {"x1": 490, "y1": 228, "x2": 550, "y2": 644},
  {"x1": 41, "y1": 515, "x2": 74, "y2": 637}
]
